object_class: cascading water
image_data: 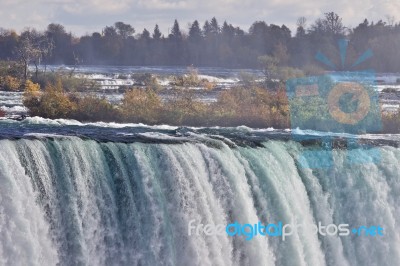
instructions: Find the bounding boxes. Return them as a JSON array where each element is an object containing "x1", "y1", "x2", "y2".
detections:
[{"x1": 0, "y1": 127, "x2": 399, "y2": 266}]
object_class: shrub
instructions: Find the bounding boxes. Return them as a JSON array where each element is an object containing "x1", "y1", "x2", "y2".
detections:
[
  {"x1": 212, "y1": 87, "x2": 289, "y2": 127},
  {"x1": 71, "y1": 95, "x2": 120, "y2": 122},
  {"x1": 200, "y1": 79, "x2": 216, "y2": 90},
  {"x1": 117, "y1": 74, "x2": 129, "y2": 80},
  {"x1": 302, "y1": 64, "x2": 325, "y2": 76},
  {"x1": 289, "y1": 96, "x2": 331, "y2": 130},
  {"x1": 31, "y1": 72, "x2": 98, "y2": 92},
  {"x1": 120, "y1": 88, "x2": 162, "y2": 123},
  {"x1": 24, "y1": 79, "x2": 120, "y2": 122},
  {"x1": 382, "y1": 87, "x2": 397, "y2": 93},
  {"x1": 239, "y1": 71, "x2": 257, "y2": 86},
  {"x1": 0, "y1": 75, "x2": 22, "y2": 91},
  {"x1": 38, "y1": 83, "x2": 76, "y2": 118},
  {"x1": 0, "y1": 61, "x2": 24, "y2": 91},
  {"x1": 0, "y1": 61, "x2": 24, "y2": 79},
  {"x1": 162, "y1": 89, "x2": 211, "y2": 125},
  {"x1": 24, "y1": 79, "x2": 76, "y2": 118},
  {"x1": 258, "y1": 55, "x2": 279, "y2": 82},
  {"x1": 382, "y1": 111, "x2": 400, "y2": 133},
  {"x1": 23, "y1": 80, "x2": 41, "y2": 114},
  {"x1": 171, "y1": 67, "x2": 201, "y2": 87},
  {"x1": 132, "y1": 73, "x2": 160, "y2": 90},
  {"x1": 277, "y1": 67, "x2": 304, "y2": 82}
]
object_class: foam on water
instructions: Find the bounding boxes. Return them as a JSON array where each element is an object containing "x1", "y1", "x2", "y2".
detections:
[{"x1": 0, "y1": 135, "x2": 399, "y2": 265}]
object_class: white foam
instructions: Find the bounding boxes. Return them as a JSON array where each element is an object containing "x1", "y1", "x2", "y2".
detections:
[
  {"x1": 197, "y1": 75, "x2": 239, "y2": 84},
  {"x1": 376, "y1": 85, "x2": 400, "y2": 92},
  {"x1": 23, "y1": 133, "x2": 65, "y2": 138},
  {"x1": 1, "y1": 105, "x2": 27, "y2": 113},
  {"x1": 157, "y1": 78, "x2": 170, "y2": 86},
  {"x1": 20, "y1": 116, "x2": 179, "y2": 130},
  {"x1": 137, "y1": 132, "x2": 186, "y2": 140}
]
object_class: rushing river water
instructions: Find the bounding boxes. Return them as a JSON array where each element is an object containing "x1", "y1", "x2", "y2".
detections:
[
  {"x1": 0, "y1": 117, "x2": 399, "y2": 265},
  {"x1": 2, "y1": 66, "x2": 399, "y2": 117},
  {"x1": 0, "y1": 66, "x2": 399, "y2": 265}
]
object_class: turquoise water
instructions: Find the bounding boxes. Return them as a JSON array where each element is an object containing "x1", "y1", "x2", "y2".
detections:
[{"x1": 0, "y1": 130, "x2": 399, "y2": 265}]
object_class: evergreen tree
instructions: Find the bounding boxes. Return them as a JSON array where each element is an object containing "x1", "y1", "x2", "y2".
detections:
[
  {"x1": 153, "y1": 24, "x2": 162, "y2": 40},
  {"x1": 0, "y1": 15, "x2": 399, "y2": 71},
  {"x1": 141, "y1": 28, "x2": 151, "y2": 40},
  {"x1": 210, "y1": 17, "x2": 220, "y2": 35},
  {"x1": 170, "y1": 19, "x2": 182, "y2": 40},
  {"x1": 222, "y1": 21, "x2": 235, "y2": 38},
  {"x1": 203, "y1": 20, "x2": 212, "y2": 37},
  {"x1": 189, "y1": 20, "x2": 202, "y2": 42}
]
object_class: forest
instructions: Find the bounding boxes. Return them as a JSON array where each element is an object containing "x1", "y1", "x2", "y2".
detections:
[
  {"x1": 1, "y1": 12, "x2": 399, "y2": 132},
  {"x1": 0, "y1": 12, "x2": 400, "y2": 72}
]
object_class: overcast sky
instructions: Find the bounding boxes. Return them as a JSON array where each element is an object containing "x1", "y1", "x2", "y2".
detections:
[{"x1": 0, "y1": 0, "x2": 399, "y2": 36}]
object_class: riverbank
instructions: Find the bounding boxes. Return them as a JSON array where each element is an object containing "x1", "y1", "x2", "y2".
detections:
[{"x1": 1, "y1": 64, "x2": 400, "y2": 133}]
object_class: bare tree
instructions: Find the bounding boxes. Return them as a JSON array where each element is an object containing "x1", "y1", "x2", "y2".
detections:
[
  {"x1": 310, "y1": 12, "x2": 345, "y2": 35},
  {"x1": 69, "y1": 51, "x2": 81, "y2": 77},
  {"x1": 16, "y1": 29, "x2": 54, "y2": 79},
  {"x1": 386, "y1": 15, "x2": 395, "y2": 27},
  {"x1": 40, "y1": 38, "x2": 54, "y2": 74},
  {"x1": 323, "y1": 12, "x2": 345, "y2": 35},
  {"x1": 16, "y1": 30, "x2": 40, "y2": 80},
  {"x1": 297, "y1": 17, "x2": 307, "y2": 29},
  {"x1": 296, "y1": 17, "x2": 307, "y2": 37},
  {"x1": 258, "y1": 55, "x2": 279, "y2": 83}
]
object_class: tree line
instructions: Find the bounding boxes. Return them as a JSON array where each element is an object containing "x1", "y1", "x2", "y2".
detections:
[{"x1": 1, "y1": 12, "x2": 400, "y2": 72}]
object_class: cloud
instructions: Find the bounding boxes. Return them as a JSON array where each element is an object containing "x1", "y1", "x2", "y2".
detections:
[
  {"x1": 138, "y1": 0, "x2": 190, "y2": 10},
  {"x1": 0, "y1": 0, "x2": 398, "y2": 35},
  {"x1": 59, "y1": 0, "x2": 133, "y2": 15}
]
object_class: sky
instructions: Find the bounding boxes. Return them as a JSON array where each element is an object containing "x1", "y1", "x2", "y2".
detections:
[{"x1": 0, "y1": 0, "x2": 399, "y2": 36}]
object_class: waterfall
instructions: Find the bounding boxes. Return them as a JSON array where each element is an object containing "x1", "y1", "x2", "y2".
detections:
[{"x1": 0, "y1": 137, "x2": 399, "y2": 266}]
